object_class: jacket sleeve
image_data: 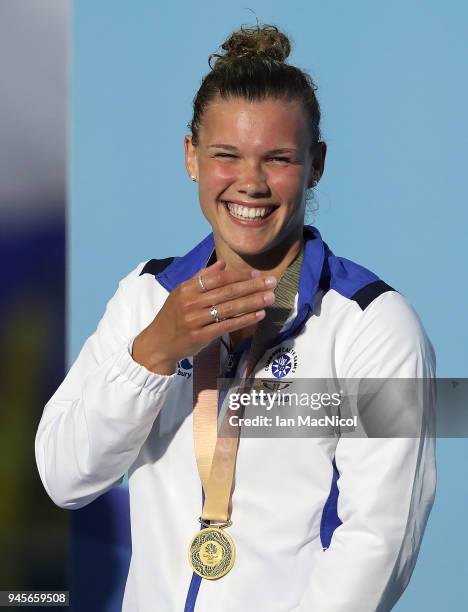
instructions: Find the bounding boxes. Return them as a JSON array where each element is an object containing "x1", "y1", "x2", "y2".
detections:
[
  {"x1": 34, "y1": 262, "x2": 182, "y2": 510},
  {"x1": 295, "y1": 291, "x2": 437, "y2": 612}
]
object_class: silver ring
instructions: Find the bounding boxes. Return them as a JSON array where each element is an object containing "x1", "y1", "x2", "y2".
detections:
[
  {"x1": 209, "y1": 305, "x2": 220, "y2": 323},
  {"x1": 198, "y1": 274, "x2": 207, "y2": 292}
]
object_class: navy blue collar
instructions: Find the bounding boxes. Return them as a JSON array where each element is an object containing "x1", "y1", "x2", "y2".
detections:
[
  {"x1": 155, "y1": 224, "x2": 379, "y2": 355},
  {"x1": 156, "y1": 225, "x2": 323, "y2": 306},
  {"x1": 155, "y1": 225, "x2": 326, "y2": 354}
]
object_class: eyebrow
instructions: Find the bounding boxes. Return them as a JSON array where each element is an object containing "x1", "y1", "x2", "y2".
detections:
[{"x1": 207, "y1": 144, "x2": 299, "y2": 155}]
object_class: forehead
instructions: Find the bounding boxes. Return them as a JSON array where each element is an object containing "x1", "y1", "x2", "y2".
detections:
[{"x1": 199, "y1": 96, "x2": 309, "y2": 150}]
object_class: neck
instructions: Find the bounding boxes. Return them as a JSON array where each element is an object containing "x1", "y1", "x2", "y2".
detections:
[{"x1": 214, "y1": 231, "x2": 304, "y2": 281}]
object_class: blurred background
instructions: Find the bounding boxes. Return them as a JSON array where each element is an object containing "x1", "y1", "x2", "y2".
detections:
[
  {"x1": 1, "y1": 1, "x2": 467, "y2": 611},
  {"x1": 0, "y1": 0, "x2": 68, "y2": 601}
]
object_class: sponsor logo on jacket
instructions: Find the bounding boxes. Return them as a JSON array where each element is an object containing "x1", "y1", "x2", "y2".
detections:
[{"x1": 177, "y1": 358, "x2": 192, "y2": 379}]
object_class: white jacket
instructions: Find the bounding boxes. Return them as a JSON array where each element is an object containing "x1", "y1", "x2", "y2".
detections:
[{"x1": 35, "y1": 225, "x2": 436, "y2": 612}]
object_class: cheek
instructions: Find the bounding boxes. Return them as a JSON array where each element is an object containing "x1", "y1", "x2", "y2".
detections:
[
  {"x1": 197, "y1": 161, "x2": 233, "y2": 220},
  {"x1": 202, "y1": 159, "x2": 236, "y2": 187},
  {"x1": 271, "y1": 171, "x2": 304, "y2": 200}
]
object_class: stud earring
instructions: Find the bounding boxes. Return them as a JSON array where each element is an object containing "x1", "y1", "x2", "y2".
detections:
[{"x1": 190, "y1": 175, "x2": 197, "y2": 182}]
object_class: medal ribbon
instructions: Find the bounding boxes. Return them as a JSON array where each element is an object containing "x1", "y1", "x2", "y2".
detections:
[{"x1": 192, "y1": 245, "x2": 304, "y2": 523}]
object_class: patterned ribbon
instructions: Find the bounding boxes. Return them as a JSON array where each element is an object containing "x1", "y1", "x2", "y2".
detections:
[{"x1": 192, "y1": 245, "x2": 304, "y2": 522}]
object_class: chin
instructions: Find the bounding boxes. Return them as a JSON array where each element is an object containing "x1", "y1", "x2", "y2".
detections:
[{"x1": 223, "y1": 236, "x2": 276, "y2": 259}]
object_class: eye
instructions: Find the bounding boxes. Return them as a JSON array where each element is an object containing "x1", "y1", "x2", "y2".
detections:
[
  {"x1": 269, "y1": 157, "x2": 291, "y2": 163},
  {"x1": 215, "y1": 153, "x2": 237, "y2": 158}
]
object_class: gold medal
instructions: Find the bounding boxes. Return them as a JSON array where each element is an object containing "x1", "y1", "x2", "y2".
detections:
[{"x1": 188, "y1": 526, "x2": 236, "y2": 579}]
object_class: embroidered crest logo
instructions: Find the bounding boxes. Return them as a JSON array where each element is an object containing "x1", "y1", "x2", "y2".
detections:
[{"x1": 263, "y1": 347, "x2": 298, "y2": 379}]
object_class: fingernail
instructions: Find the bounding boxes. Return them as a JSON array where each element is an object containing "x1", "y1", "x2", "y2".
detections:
[
  {"x1": 256, "y1": 309, "x2": 266, "y2": 320},
  {"x1": 264, "y1": 291, "x2": 275, "y2": 305},
  {"x1": 251, "y1": 270, "x2": 261, "y2": 278},
  {"x1": 264, "y1": 276, "x2": 277, "y2": 288}
]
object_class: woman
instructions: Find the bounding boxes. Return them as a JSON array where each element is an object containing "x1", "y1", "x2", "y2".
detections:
[{"x1": 35, "y1": 23, "x2": 436, "y2": 612}]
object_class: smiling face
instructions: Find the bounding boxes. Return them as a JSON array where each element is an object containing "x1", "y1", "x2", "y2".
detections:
[{"x1": 185, "y1": 96, "x2": 326, "y2": 266}]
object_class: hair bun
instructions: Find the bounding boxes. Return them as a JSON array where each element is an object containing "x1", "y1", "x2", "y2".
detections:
[{"x1": 210, "y1": 24, "x2": 291, "y2": 68}]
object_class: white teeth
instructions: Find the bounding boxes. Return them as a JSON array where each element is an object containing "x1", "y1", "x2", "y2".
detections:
[{"x1": 225, "y1": 202, "x2": 273, "y2": 220}]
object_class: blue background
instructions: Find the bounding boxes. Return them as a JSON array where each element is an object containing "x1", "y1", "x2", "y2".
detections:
[{"x1": 71, "y1": 1, "x2": 467, "y2": 610}]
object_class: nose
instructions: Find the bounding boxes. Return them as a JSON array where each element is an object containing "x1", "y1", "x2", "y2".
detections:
[{"x1": 237, "y1": 160, "x2": 270, "y2": 197}]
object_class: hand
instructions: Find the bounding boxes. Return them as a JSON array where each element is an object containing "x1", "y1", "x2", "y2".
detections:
[{"x1": 132, "y1": 260, "x2": 277, "y2": 375}]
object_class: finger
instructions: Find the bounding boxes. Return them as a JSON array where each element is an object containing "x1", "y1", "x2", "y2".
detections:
[
  {"x1": 192, "y1": 261, "x2": 226, "y2": 294},
  {"x1": 198, "y1": 259, "x2": 226, "y2": 274},
  {"x1": 197, "y1": 275, "x2": 277, "y2": 309},
  {"x1": 194, "y1": 260, "x2": 226, "y2": 293},
  {"x1": 195, "y1": 309, "x2": 266, "y2": 346},
  {"x1": 194, "y1": 267, "x2": 262, "y2": 294},
  {"x1": 190, "y1": 290, "x2": 275, "y2": 328}
]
